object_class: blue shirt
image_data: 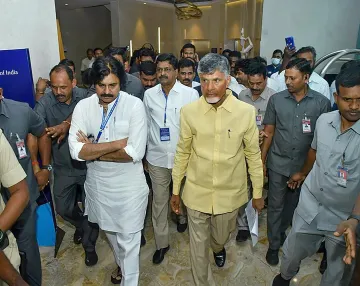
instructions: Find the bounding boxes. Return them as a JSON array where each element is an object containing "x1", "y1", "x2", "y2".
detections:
[{"x1": 266, "y1": 64, "x2": 280, "y2": 77}]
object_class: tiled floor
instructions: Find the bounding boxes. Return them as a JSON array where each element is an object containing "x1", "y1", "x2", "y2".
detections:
[{"x1": 41, "y1": 210, "x2": 323, "y2": 286}]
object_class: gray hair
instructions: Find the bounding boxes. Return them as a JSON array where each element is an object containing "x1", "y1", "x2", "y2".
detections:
[{"x1": 197, "y1": 53, "x2": 230, "y2": 77}]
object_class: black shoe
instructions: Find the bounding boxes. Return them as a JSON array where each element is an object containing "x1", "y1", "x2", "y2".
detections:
[
  {"x1": 213, "y1": 248, "x2": 226, "y2": 267},
  {"x1": 319, "y1": 253, "x2": 327, "y2": 274},
  {"x1": 236, "y1": 230, "x2": 250, "y2": 242},
  {"x1": 177, "y1": 222, "x2": 188, "y2": 233},
  {"x1": 177, "y1": 222, "x2": 187, "y2": 233},
  {"x1": 280, "y1": 233, "x2": 287, "y2": 247},
  {"x1": 152, "y1": 246, "x2": 170, "y2": 264},
  {"x1": 110, "y1": 266, "x2": 122, "y2": 284},
  {"x1": 266, "y1": 248, "x2": 279, "y2": 266},
  {"x1": 317, "y1": 241, "x2": 326, "y2": 253},
  {"x1": 73, "y1": 229, "x2": 83, "y2": 245},
  {"x1": 272, "y1": 274, "x2": 290, "y2": 286},
  {"x1": 141, "y1": 234, "x2": 146, "y2": 247},
  {"x1": 85, "y1": 250, "x2": 98, "y2": 266}
]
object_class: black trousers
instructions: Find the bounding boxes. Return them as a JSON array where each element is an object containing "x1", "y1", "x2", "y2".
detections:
[{"x1": 53, "y1": 174, "x2": 99, "y2": 252}]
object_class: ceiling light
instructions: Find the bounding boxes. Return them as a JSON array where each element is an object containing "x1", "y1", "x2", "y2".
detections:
[
  {"x1": 65, "y1": 3, "x2": 68, "y2": 5},
  {"x1": 144, "y1": 2, "x2": 146, "y2": 4}
]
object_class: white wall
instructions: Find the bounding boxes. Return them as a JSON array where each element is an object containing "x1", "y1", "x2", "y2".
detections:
[
  {"x1": 260, "y1": 0, "x2": 360, "y2": 62},
  {"x1": 58, "y1": 6, "x2": 112, "y2": 82},
  {"x1": 0, "y1": 0, "x2": 59, "y2": 82}
]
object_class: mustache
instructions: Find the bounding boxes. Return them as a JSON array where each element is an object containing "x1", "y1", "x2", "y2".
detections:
[
  {"x1": 159, "y1": 76, "x2": 168, "y2": 80},
  {"x1": 251, "y1": 89, "x2": 261, "y2": 92},
  {"x1": 183, "y1": 79, "x2": 191, "y2": 83},
  {"x1": 101, "y1": 94, "x2": 113, "y2": 98},
  {"x1": 145, "y1": 86, "x2": 153, "y2": 89}
]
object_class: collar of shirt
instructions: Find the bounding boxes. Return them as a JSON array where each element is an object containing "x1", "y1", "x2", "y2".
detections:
[
  {"x1": 328, "y1": 111, "x2": 360, "y2": 135},
  {"x1": 309, "y1": 72, "x2": 323, "y2": 84},
  {"x1": 157, "y1": 80, "x2": 182, "y2": 95},
  {"x1": 284, "y1": 88, "x2": 314, "y2": 100},
  {"x1": 51, "y1": 87, "x2": 83, "y2": 107},
  {"x1": 0, "y1": 100, "x2": 10, "y2": 118},
  {"x1": 200, "y1": 89, "x2": 233, "y2": 114},
  {"x1": 245, "y1": 87, "x2": 270, "y2": 101}
]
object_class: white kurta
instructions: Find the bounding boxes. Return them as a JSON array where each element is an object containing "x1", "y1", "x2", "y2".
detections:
[{"x1": 68, "y1": 92, "x2": 149, "y2": 233}]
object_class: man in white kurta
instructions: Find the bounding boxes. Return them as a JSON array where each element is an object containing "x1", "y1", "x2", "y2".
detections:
[{"x1": 68, "y1": 56, "x2": 148, "y2": 285}]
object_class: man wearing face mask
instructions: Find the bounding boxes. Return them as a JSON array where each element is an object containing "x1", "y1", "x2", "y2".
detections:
[
  {"x1": 143, "y1": 53, "x2": 198, "y2": 265},
  {"x1": 267, "y1": 50, "x2": 283, "y2": 77},
  {"x1": 35, "y1": 64, "x2": 100, "y2": 266},
  {"x1": 170, "y1": 53, "x2": 264, "y2": 285},
  {"x1": 261, "y1": 58, "x2": 331, "y2": 266}
]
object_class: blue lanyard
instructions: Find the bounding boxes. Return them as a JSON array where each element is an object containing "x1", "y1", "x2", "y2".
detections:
[
  {"x1": 162, "y1": 89, "x2": 168, "y2": 126},
  {"x1": 94, "y1": 95, "x2": 120, "y2": 143}
]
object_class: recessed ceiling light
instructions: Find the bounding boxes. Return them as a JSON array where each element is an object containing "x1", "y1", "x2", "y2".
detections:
[
  {"x1": 65, "y1": 3, "x2": 68, "y2": 5},
  {"x1": 144, "y1": 2, "x2": 146, "y2": 4}
]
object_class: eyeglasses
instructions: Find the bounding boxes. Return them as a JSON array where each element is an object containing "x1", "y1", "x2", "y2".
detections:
[{"x1": 156, "y1": 67, "x2": 173, "y2": 73}]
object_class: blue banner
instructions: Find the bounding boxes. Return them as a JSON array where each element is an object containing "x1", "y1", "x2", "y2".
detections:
[{"x1": 0, "y1": 48, "x2": 35, "y2": 107}]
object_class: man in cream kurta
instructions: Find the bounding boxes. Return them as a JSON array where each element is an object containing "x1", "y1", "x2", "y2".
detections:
[
  {"x1": 69, "y1": 56, "x2": 148, "y2": 286},
  {"x1": 171, "y1": 53, "x2": 264, "y2": 286}
]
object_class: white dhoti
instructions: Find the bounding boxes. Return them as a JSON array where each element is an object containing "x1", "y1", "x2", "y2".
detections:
[{"x1": 85, "y1": 160, "x2": 149, "y2": 286}]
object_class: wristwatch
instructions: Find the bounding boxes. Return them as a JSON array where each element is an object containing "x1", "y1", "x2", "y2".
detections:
[
  {"x1": 348, "y1": 214, "x2": 360, "y2": 223},
  {"x1": 41, "y1": 165, "x2": 53, "y2": 171}
]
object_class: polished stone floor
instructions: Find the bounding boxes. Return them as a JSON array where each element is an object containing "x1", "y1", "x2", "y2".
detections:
[{"x1": 41, "y1": 209, "x2": 323, "y2": 286}]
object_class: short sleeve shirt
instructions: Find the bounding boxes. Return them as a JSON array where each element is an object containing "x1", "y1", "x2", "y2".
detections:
[
  {"x1": 35, "y1": 87, "x2": 87, "y2": 176},
  {"x1": 263, "y1": 88, "x2": 331, "y2": 177},
  {"x1": 0, "y1": 129, "x2": 26, "y2": 188},
  {"x1": 297, "y1": 111, "x2": 360, "y2": 231},
  {"x1": 0, "y1": 99, "x2": 45, "y2": 202},
  {"x1": 238, "y1": 87, "x2": 275, "y2": 130}
]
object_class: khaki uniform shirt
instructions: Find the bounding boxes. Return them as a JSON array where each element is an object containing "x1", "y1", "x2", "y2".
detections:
[{"x1": 0, "y1": 129, "x2": 26, "y2": 273}]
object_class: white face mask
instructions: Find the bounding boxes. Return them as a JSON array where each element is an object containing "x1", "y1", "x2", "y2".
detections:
[{"x1": 271, "y1": 58, "x2": 281, "y2": 66}]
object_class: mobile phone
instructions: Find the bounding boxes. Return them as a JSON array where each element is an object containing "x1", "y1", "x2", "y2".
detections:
[{"x1": 285, "y1": 37, "x2": 295, "y2": 50}]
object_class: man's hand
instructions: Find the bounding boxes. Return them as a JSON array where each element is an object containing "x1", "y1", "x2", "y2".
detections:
[
  {"x1": 46, "y1": 122, "x2": 70, "y2": 144},
  {"x1": 0, "y1": 87, "x2": 3, "y2": 100},
  {"x1": 143, "y1": 159, "x2": 149, "y2": 172},
  {"x1": 170, "y1": 195, "x2": 181, "y2": 215},
  {"x1": 32, "y1": 162, "x2": 41, "y2": 176},
  {"x1": 76, "y1": 130, "x2": 92, "y2": 144},
  {"x1": 195, "y1": 53, "x2": 199, "y2": 63},
  {"x1": 36, "y1": 77, "x2": 49, "y2": 93},
  {"x1": 114, "y1": 138, "x2": 128, "y2": 149},
  {"x1": 259, "y1": 130, "x2": 268, "y2": 146},
  {"x1": 283, "y1": 46, "x2": 297, "y2": 60},
  {"x1": 287, "y1": 172, "x2": 306, "y2": 190},
  {"x1": 35, "y1": 169, "x2": 50, "y2": 191},
  {"x1": 334, "y1": 218, "x2": 358, "y2": 265},
  {"x1": 252, "y1": 198, "x2": 265, "y2": 213}
]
